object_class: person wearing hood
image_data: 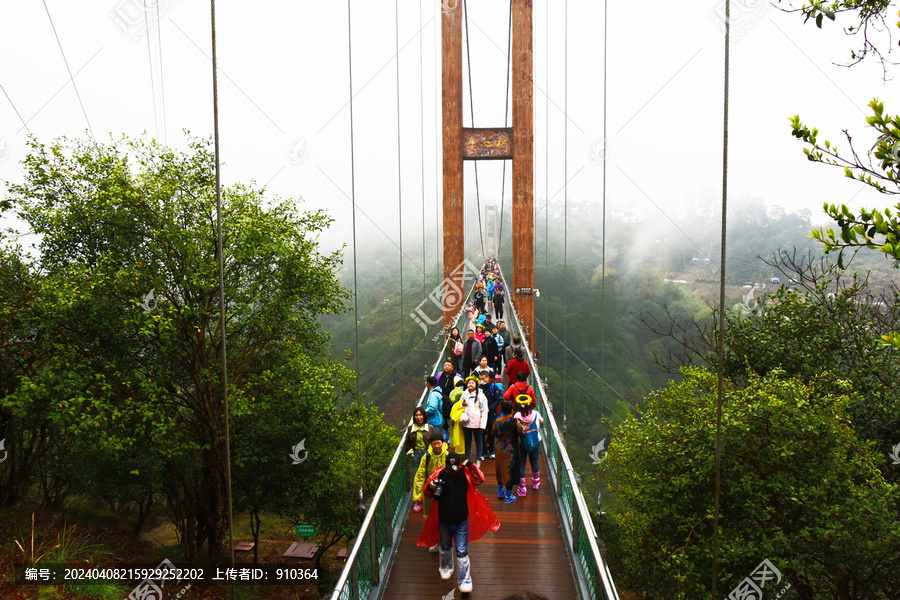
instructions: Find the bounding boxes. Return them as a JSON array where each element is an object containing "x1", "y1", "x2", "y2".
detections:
[
  {"x1": 447, "y1": 377, "x2": 467, "y2": 453},
  {"x1": 417, "y1": 452, "x2": 500, "y2": 593},
  {"x1": 503, "y1": 370, "x2": 536, "y2": 408},
  {"x1": 412, "y1": 432, "x2": 448, "y2": 517}
]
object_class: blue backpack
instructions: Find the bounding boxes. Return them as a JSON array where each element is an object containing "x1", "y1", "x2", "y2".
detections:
[{"x1": 522, "y1": 418, "x2": 539, "y2": 452}]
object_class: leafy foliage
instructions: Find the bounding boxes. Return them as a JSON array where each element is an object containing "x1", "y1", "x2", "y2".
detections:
[
  {"x1": 0, "y1": 134, "x2": 396, "y2": 562},
  {"x1": 781, "y1": 0, "x2": 900, "y2": 263},
  {"x1": 604, "y1": 368, "x2": 900, "y2": 600},
  {"x1": 776, "y1": 0, "x2": 897, "y2": 66}
]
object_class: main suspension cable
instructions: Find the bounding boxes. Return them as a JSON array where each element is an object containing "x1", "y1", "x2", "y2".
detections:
[
  {"x1": 712, "y1": 0, "x2": 732, "y2": 595},
  {"x1": 498, "y1": 0, "x2": 513, "y2": 264},
  {"x1": 144, "y1": 0, "x2": 159, "y2": 140},
  {"x1": 599, "y1": 0, "x2": 609, "y2": 408},
  {"x1": 208, "y1": 0, "x2": 235, "y2": 583},
  {"x1": 345, "y1": 0, "x2": 364, "y2": 510},
  {"x1": 156, "y1": 0, "x2": 168, "y2": 144},
  {"x1": 463, "y1": 0, "x2": 486, "y2": 259},
  {"x1": 42, "y1": 0, "x2": 94, "y2": 139},
  {"x1": 562, "y1": 0, "x2": 569, "y2": 431},
  {"x1": 395, "y1": 0, "x2": 406, "y2": 419}
]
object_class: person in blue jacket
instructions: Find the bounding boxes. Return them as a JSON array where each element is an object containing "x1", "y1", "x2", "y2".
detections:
[{"x1": 424, "y1": 376, "x2": 444, "y2": 436}]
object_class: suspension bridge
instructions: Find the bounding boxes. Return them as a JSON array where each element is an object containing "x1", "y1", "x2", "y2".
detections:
[
  {"x1": 325, "y1": 0, "x2": 621, "y2": 597},
  {"x1": 328, "y1": 269, "x2": 618, "y2": 600}
]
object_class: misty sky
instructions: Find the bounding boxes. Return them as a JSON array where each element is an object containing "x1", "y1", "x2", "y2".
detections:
[{"x1": 1, "y1": 0, "x2": 897, "y2": 267}]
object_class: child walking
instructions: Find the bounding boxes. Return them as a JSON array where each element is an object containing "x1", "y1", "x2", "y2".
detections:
[{"x1": 514, "y1": 394, "x2": 544, "y2": 497}]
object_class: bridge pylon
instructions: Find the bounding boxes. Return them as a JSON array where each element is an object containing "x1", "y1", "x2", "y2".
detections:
[{"x1": 441, "y1": 0, "x2": 534, "y2": 351}]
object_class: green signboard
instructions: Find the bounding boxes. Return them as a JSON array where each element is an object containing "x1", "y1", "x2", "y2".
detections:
[{"x1": 295, "y1": 523, "x2": 317, "y2": 537}]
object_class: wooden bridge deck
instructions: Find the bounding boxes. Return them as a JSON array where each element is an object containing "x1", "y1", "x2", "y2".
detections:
[{"x1": 381, "y1": 452, "x2": 580, "y2": 599}]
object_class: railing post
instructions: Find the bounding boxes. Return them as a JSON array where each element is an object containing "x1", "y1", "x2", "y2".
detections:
[
  {"x1": 405, "y1": 453, "x2": 411, "y2": 490},
  {"x1": 383, "y1": 483, "x2": 394, "y2": 546},
  {"x1": 572, "y1": 508, "x2": 580, "y2": 555},
  {"x1": 556, "y1": 441, "x2": 563, "y2": 498},
  {"x1": 370, "y1": 523, "x2": 380, "y2": 585},
  {"x1": 351, "y1": 561, "x2": 360, "y2": 600}
]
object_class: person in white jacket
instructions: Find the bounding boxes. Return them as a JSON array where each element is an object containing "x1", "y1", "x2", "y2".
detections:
[{"x1": 458, "y1": 376, "x2": 488, "y2": 467}]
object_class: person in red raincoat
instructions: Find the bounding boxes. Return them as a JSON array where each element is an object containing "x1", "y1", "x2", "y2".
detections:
[{"x1": 417, "y1": 452, "x2": 500, "y2": 593}]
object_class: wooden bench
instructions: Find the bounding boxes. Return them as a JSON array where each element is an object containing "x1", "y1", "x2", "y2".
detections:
[{"x1": 282, "y1": 542, "x2": 317, "y2": 559}]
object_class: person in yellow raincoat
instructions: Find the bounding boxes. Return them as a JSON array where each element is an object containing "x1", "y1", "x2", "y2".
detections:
[
  {"x1": 413, "y1": 433, "x2": 448, "y2": 521},
  {"x1": 447, "y1": 378, "x2": 466, "y2": 452}
]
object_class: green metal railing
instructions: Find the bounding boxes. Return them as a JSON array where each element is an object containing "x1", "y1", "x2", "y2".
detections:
[
  {"x1": 500, "y1": 272, "x2": 620, "y2": 600},
  {"x1": 327, "y1": 293, "x2": 471, "y2": 600}
]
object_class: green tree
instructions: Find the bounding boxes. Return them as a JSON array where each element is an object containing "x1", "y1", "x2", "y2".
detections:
[
  {"x1": 604, "y1": 367, "x2": 900, "y2": 600},
  {"x1": 1, "y1": 134, "x2": 386, "y2": 560},
  {"x1": 778, "y1": 1, "x2": 900, "y2": 262}
]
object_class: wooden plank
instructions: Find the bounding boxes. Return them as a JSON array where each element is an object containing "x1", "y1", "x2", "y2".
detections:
[
  {"x1": 442, "y1": 0, "x2": 465, "y2": 331},
  {"x1": 462, "y1": 127, "x2": 514, "y2": 160},
  {"x1": 512, "y1": 0, "x2": 535, "y2": 352}
]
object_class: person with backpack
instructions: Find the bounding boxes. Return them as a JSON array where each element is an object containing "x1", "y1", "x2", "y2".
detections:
[
  {"x1": 515, "y1": 394, "x2": 544, "y2": 497},
  {"x1": 497, "y1": 321, "x2": 511, "y2": 351},
  {"x1": 412, "y1": 432, "x2": 448, "y2": 518},
  {"x1": 492, "y1": 399, "x2": 520, "y2": 504},
  {"x1": 477, "y1": 369, "x2": 502, "y2": 461},
  {"x1": 503, "y1": 334, "x2": 521, "y2": 366},
  {"x1": 503, "y1": 371, "x2": 536, "y2": 408},
  {"x1": 424, "y1": 376, "x2": 445, "y2": 437}
]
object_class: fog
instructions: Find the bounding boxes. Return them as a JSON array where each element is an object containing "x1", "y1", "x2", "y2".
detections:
[{"x1": 2, "y1": 0, "x2": 898, "y2": 265}]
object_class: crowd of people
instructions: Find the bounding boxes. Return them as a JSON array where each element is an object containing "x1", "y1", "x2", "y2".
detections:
[{"x1": 404, "y1": 258, "x2": 546, "y2": 594}]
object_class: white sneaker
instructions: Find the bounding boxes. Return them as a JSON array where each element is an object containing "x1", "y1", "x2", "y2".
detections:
[{"x1": 428, "y1": 543, "x2": 440, "y2": 553}]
